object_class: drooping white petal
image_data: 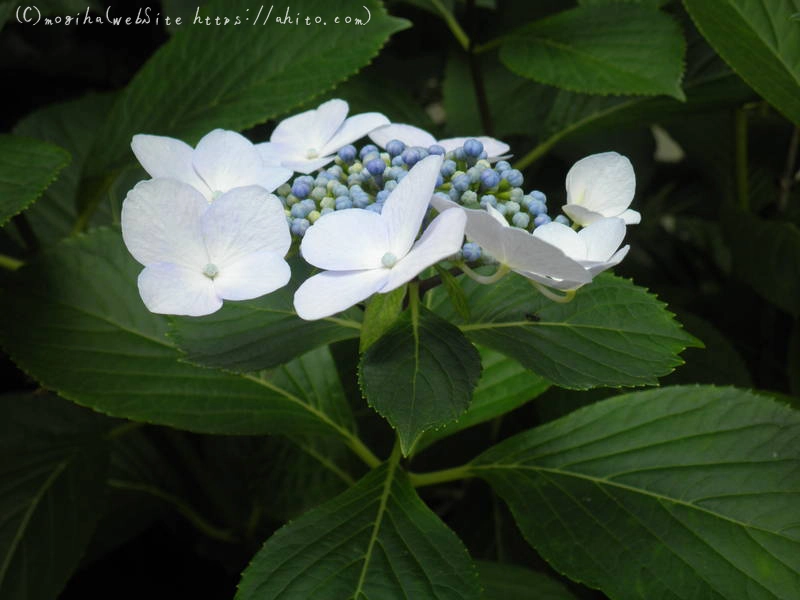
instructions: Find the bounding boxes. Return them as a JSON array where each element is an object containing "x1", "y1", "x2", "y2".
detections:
[
  {"x1": 258, "y1": 166, "x2": 293, "y2": 192},
  {"x1": 138, "y1": 262, "x2": 222, "y2": 316},
  {"x1": 369, "y1": 123, "x2": 438, "y2": 150},
  {"x1": 586, "y1": 245, "x2": 630, "y2": 278},
  {"x1": 620, "y1": 208, "x2": 641, "y2": 225},
  {"x1": 321, "y1": 112, "x2": 390, "y2": 156},
  {"x1": 565, "y1": 151, "x2": 635, "y2": 218},
  {"x1": 300, "y1": 209, "x2": 388, "y2": 271},
  {"x1": 193, "y1": 129, "x2": 264, "y2": 195},
  {"x1": 201, "y1": 186, "x2": 291, "y2": 268},
  {"x1": 130, "y1": 134, "x2": 208, "y2": 193},
  {"x1": 213, "y1": 250, "x2": 291, "y2": 301},
  {"x1": 293, "y1": 269, "x2": 390, "y2": 321},
  {"x1": 381, "y1": 154, "x2": 443, "y2": 258},
  {"x1": 382, "y1": 208, "x2": 466, "y2": 292},
  {"x1": 438, "y1": 136, "x2": 511, "y2": 158},
  {"x1": 121, "y1": 179, "x2": 208, "y2": 268},
  {"x1": 577, "y1": 218, "x2": 626, "y2": 262},
  {"x1": 531, "y1": 222, "x2": 587, "y2": 261},
  {"x1": 561, "y1": 204, "x2": 603, "y2": 226}
]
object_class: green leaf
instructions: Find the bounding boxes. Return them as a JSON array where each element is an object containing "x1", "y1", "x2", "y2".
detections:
[
  {"x1": 415, "y1": 346, "x2": 549, "y2": 453},
  {"x1": 0, "y1": 228, "x2": 358, "y2": 440},
  {"x1": 237, "y1": 457, "x2": 481, "y2": 600},
  {"x1": 359, "y1": 285, "x2": 406, "y2": 352},
  {"x1": 473, "y1": 386, "x2": 800, "y2": 600},
  {"x1": 476, "y1": 561, "x2": 578, "y2": 600},
  {"x1": 683, "y1": 0, "x2": 800, "y2": 125},
  {"x1": 499, "y1": 5, "x2": 686, "y2": 99},
  {"x1": 87, "y1": 0, "x2": 409, "y2": 176},
  {"x1": 359, "y1": 303, "x2": 482, "y2": 455},
  {"x1": 434, "y1": 273, "x2": 699, "y2": 389},
  {"x1": 435, "y1": 265, "x2": 471, "y2": 321},
  {"x1": 0, "y1": 395, "x2": 109, "y2": 600},
  {"x1": 0, "y1": 134, "x2": 70, "y2": 227},
  {"x1": 12, "y1": 93, "x2": 116, "y2": 243},
  {"x1": 170, "y1": 258, "x2": 361, "y2": 372}
]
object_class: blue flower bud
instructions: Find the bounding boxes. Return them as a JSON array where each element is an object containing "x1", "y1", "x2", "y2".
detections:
[
  {"x1": 479, "y1": 151, "x2": 488, "y2": 159},
  {"x1": 512, "y1": 212, "x2": 530, "y2": 229},
  {"x1": 320, "y1": 207, "x2": 334, "y2": 216},
  {"x1": 436, "y1": 174, "x2": 444, "y2": 187},
  {"x1": 428, "y1": 144, "x2": 446, "y2": 155},
  {"x1": 366, "y1": 202, "x2": 384, "y2": 214},
  {"x1": 402, "y1": 147, "x2": 421, "y2": 167},
  {"x1": 495, "y1": 161, "x2": 511, "y2": 172},
  {"x1": 494, "y1": 203, "x2": 508, "y2": 216},
  {"x1": 448, "y1": 188, "x2": 461, "y2": 201},
  {"x1": 528, "y1": 199, "x2": 547, "y2": 215},
  {"x1": 509, "y1": 188, "x2": 524, "y2": 202},
  {"x1": 505, "y1": 201, "x2": 520, "y2": 215},
  {"x1": 463, "y1": 139, "x2": 484, "y2": 158},
  {"x1": 454, "y1": 148, "x2": 466, "y2": 162},
  {"x1": 291, "y1": 180, "x2": 311, "y2": 199},
  {"x1": 352, "y1": 195, "x2": 369, "y2": 209},
  {"x1": 452, "y1": 173, "x2": 471, "y2": 193},
  {"x1": 391, "y1": 155, "x2": 405, "y2": 167},
  {"x1": 359, "y1": 144, "x2": 379, "y2": 160},
  {"x1": 338, "y1": 145, "x2": 357, "y2": 163},
  {"x1": 534, "y1": 214, "x2": 552, "y2": 227},
  {"x1": 386, "y1": 139, "x2": 405, "y2": 157},
  {"x1": 467, "y1": 167, "x2": 481, "y2": 184},
  {"x1": 310, "y1": 186, "x2": 327, "y2": 202},
  {"x1": 462, "y1": 242, "x2": 482, "y2": 262},
  {"x1": 480, "y1": 169, "x2": 500, "y2": 189},
  {"x1": 327, "y1": 165, "x2": 344, "y2": 178},
  {"x1": 384, "y1": 180, "x2": 398, "y2": 192},
  {"x1": 461, "y1": 190, "x2": 478, "y2": 205},
  {"x1": 441, "y1": 160, "x2": 457, "y2": 178},
  {"x1": 301, "y1": 198, "x2": 317, "y2": 212},
  {"x1": 290, "y1": 203, "x2": 309, "y2": 218},
  {"x1": 480, "y1": 194, "x2": 497, "y2": 208},
  {"x1": 320, "y1": 196, "x2": 335, "y2": 209},
  {"x1": 376, "y1": 189, "x2": 390, "y2": 202},
  {"x1": 531, "y1": 190, "x2": 547, "y2": 203},
  {"x1": 433, "y1": 192, "x2": 451, "y2": 204},
  {"x1": 554, "y1": 214, "x2": 571, "y2": 226},
  {"x1": 504, "y1": 169, "x2": 524, "y2": 187},
  {"x1": 362, "y1": 152, "x2": 380, "y2": 164},
  {"x1": 335, "y1": 196, "x2": 353, "y2": 210},
  {"x1": 366, "y1": 158, "x2": 386, "y2": 176},
  {"x1": 290, "y1": 218, "x2": 310, "y2": 236}
]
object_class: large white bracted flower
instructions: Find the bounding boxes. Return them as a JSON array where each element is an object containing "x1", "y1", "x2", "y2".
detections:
[
  {"x1": 294, "y1": 155, "x2": 466, "y2": 320},
  {"x1": 131, "y1": 129, "x2": 293, "y2": 203},
  {"x1": 430, "y1": 196, "x2": 592, "y2": 289},
  {"x1": 369, "y1": 123, "x2": 510, "y2": 161},
  {"x1": 256, "y1": 99, "x2": 390, "y2": 174},
  {"x1": 122, "y1": 179, "x2": 291, "y2": 316},
  {"x1": 562, "y1": 151, "x2": 640, "y2": 226}
]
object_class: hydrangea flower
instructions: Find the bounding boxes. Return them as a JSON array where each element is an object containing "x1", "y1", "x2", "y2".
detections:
[
  {"x1": 122, "y1": 179, "x2": 291, "y2": 316},
  {"x1": 256, "y1": 99, "x2": 390, "y2": 174},
  {"x1": 294, "y1": 155, "x2": 466, "y2": 320},
  {"x1": 131, "y1": 129, "x2": 293, "y2": 202},
  {"x1": 562, "y1": 151, "x2": 640, "y2": 226},
  {"x1": 369, "y1": 123, "x2": 510, "y2": 161},
  {"x1": 430, "y1": 196, "x2": 592, "y2": 288}
]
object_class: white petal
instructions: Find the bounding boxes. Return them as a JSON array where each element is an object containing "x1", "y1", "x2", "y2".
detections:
[
  {"x1": 193, "y1": 129, "x2": 263, "y2": 194},
  {"x1": 369, "y1": 123, "x2": 437, "y2": 149},
  {"x1": 382, "y1": 208, "x2": 466, "y2": 292},
  {"x1": 577, "y1": 218, "x2": 626, "y2": 262},
  {"x1": 381, "y1": 154, "x2": 443, "y2": 257},
  {"x1": 532, "y1": 222, "x2": 587, "y2": 261},
  {"x1": 585, "y1": 245, "x2": 630, "y2": 278},
  {"x1": 565, "y1": 152, "x2": 635, "y2": 217},
  {"x1": 213, "y1": 250, "x2": 291, "y2": 301},
  {"x1": 300, "y1": 209, "x2": 388, "y2": 271},
  {"x1": 519, "y1": 270, "x2": 588, "y2": 292},
  {"x1": 138, "y1": 263, "x2": 221, "y2": 316},
  {"x1": 255, "y1": 141, "x2": 292, "y2": 166},
  {"x1": 620, "y1": 208, "x2": 641, "y2": 225},
  {"x1": 272, "y1": 99, "x2": 348, "y2": 151},
  {"x1": 280, "y1": 156, "x2": 336, "y2": 174},
  {"x1": 259, "y1": 167, "x2": 293, "y2": 192},
  {"x1": 293, "y1": 269, "x2": 390, "y2": 321},
  {"x1": 130, "y1": 134, "x2": 208, "y2": 194},
  {"x1": 121, "y1": 179, "x2": 208, "y2": 268},
  {"x1": 202, "y1": 186, "x2": 290, "y2": 268},
  {"x1": 562, "y1": 203, "x2": 603, "y2": 227},
  {"x1": 437, "y1": 136, "x2": 511, "y2": 158},
  {"x1": 321, "y1": 113, "x2": 391, "y2": 156}
]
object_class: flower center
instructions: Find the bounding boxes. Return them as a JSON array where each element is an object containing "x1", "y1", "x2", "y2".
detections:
[
  {"x1": 202, "y1": 263, "x2": 219, "y2": 279},
  {"x1": 305, "y1": 148, "x2": 319, "y2": 159},
  {"x1": 381, "y1": 252, "x2": 397, "y2": 268},
  {"x1": 211, "y1": 190, "x2": 224, "y2": 201}
]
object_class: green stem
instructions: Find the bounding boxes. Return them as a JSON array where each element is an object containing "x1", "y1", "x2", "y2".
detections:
[
  {"x1": 735, "y1": 108, "x2": 749, "y2": 211},
  {"x1": 0, "y1": 253, "x2": 24, "y2": 271},
  {"x1": 107, "y1": 479, "x2": 238, "y2": 543},
  {"x1": 292, "y1": 437, "x2": 356, "y2": 486},
  {"x1": 530, "y1": 281, "x2": 576, "y2": 303},
  {"x1": 408, "y1": 463, "x2": 473, "y2": 488},
  {"x1": 344, "y1": 434, "x2": 382, "y2": 470},
  {"x1": 429, "y1": 0, "x2": 470, "y2": 50},
  {"x1": 474, "y1": 37, "x2": 503, "y2": 54},
  {"x1": 460, "y1": 262, "x2": 509, "y2": 285}
]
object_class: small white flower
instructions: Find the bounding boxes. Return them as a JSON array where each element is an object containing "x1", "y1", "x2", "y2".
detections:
[
  {"x1": 131, "y1": 129, "x2": 293, "y2": 203},
  {"x1": 256, "y1": 99, "x2": 390, "y2": 174},
  {"x1": 430, "y1": 196, "x2": 592, "y2": 289},
  {"x1": 563, "y1": 152, "x2": 640, "y2": 226},
  {"x1": 294, "y1": 155, "x2": 466, "y2": 320},
  {"x1": 369, "y1": 123, "x2": 510, "y2": 161},
  {"x1": 122, "y1": 179, "x2": 291, "y2": 316}
]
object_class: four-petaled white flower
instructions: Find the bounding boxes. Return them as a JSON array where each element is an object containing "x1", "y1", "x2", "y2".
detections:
[
  {"x1": 132, "y1": 129, "x2": 293, "y2": 203},
  {"x1": 562, "y1": 151, "x2": 640, "y2": 226},
  {"x1": 256, "y1": 99, "x2": 390, "y2": 174},
  {"x1": 122, "y1": 179, "x2": 291, "y2": 316},
  {"x1": 430, "y1": 196, "x2": 593, "y2": 289},
  {"x1": 369, "y1": 123, "x2": 510, "y2": 161},
  {"x1": 293, "y1": 155, "x2": 466, "y2": 320}
]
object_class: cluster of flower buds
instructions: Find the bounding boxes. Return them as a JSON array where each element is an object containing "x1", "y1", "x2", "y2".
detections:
[{"x1": 120, "y1": 99, "x2": 639, "y2": 319}]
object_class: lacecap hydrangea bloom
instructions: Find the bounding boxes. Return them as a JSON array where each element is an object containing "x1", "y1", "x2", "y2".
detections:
[{"x1": 132, "y1": 129, "x2": 293, "y2": 202}]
